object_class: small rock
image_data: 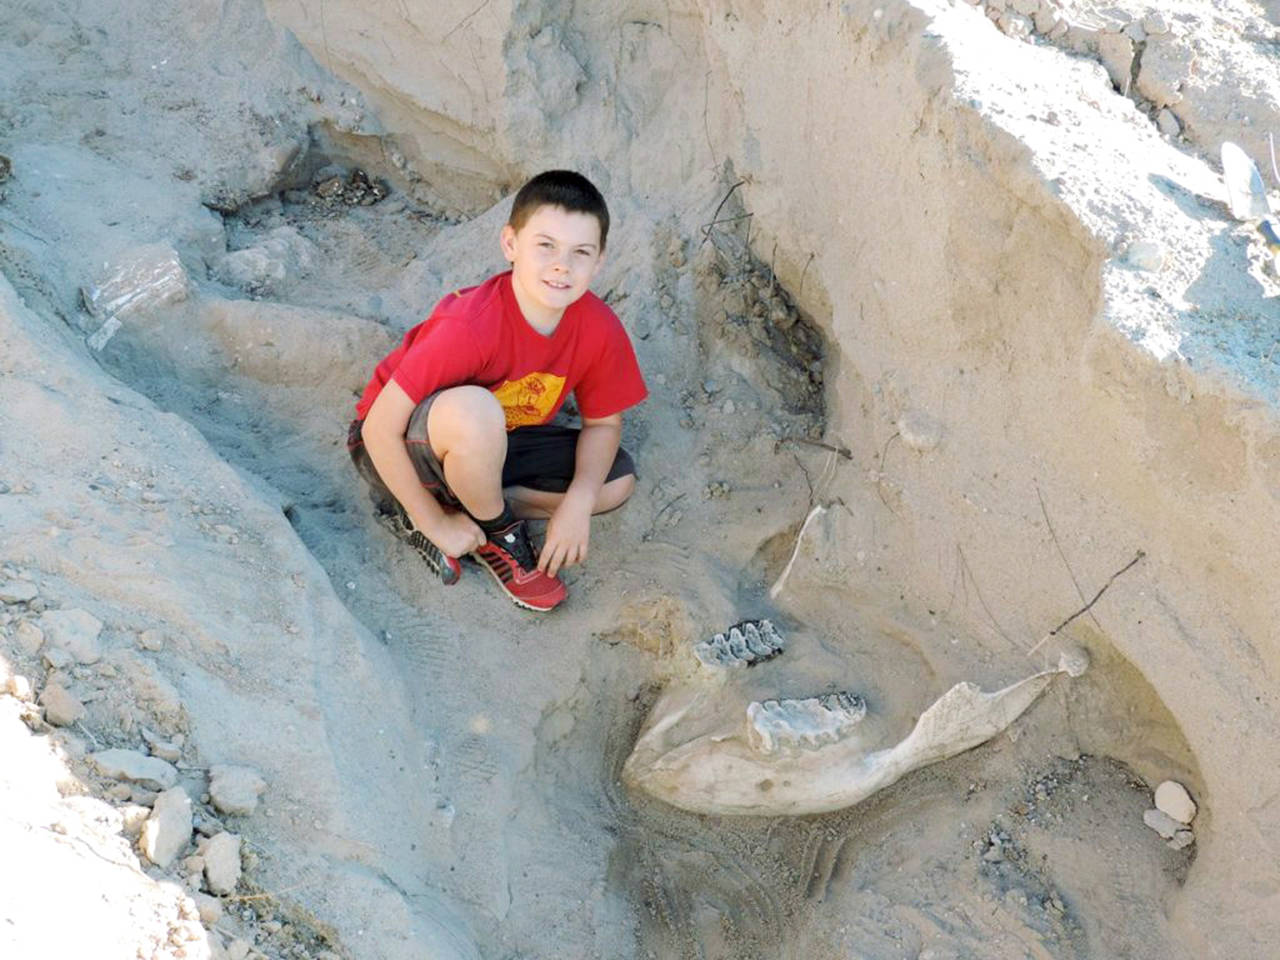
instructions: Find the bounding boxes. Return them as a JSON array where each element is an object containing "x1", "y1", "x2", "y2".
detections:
[
  {"x1": 1095, "y1": 32, "x2": 1134, "y2": 90},
  {"x1": 119, "y1": 803, "x2": 151, "y2": 837},
  {"x1": 130, "y1": 786, "x2": 159, "y2": 806},
  {"x1": 1141, "y1": 12, "x2": 1169, "y2": 35},
  {"x1": 39, "y1": 682, "x2": 86, "y2": 726},
  {"x1": 138, "y1": 629, "x2": 165, "y2": 652},
  {"x1": 0, "y1": 579, "x2": 38, "y2": 604},
  {"x1": 208, "y1": 765, "x2": 267, "y2": 816},
  {"x1": 182, "y1": 855, "x2": 206, "y2": 876},
  {"x1": 1124, "y1": 241, "x2": 1164, "y2": 272},
  {"x1": 37, "y1": 609, "x2": 103, "y2": 664},
  {"x1": 42, "y1": 646, "x2": 73, "y2": 670},
  {"x1": 141, "y1": 787, "x2": 193, "y2": 868},
  {"x1": 1168, "y1": 829, "x2": 1195, "y2": 850},
  {"x1": 15, "y1": 620, "x2": 44, "y2": 655},
  {"x1": 1143, "y1": 807, "x2": 1181, "y2": 839},
  {"x1": 1154, "y1": 780, "x2": 1197, "y2": 824},
  {"x1": 89, "y1": 748, "x2": 179, "y2": 790},
  {"x1": 194, "y1": 813, "x2": 224, "y2": 838},
  {"x1": 898, "y1": 411, "x2": 944, "y2": 452},
  {"x1": 193, "y1": 891, "x2": 223, "y2": 926},
  {"x1": 107, "y1": 782, "x2": 134, "y2": 801},
  {"x1": 225, "y1": 939, "x2": 251, "y2": 960},
  {"x1": 1057, "y1": 646, "x2": 1090, "y2": 677},
  {"x1": 141, "y1": 726, "x2": 182, "y2": 762},
  {"x1": 1156, "y1": 109, "x2": 1181, "y2": 137},
  {"x1": 0, "y1": 154, "x2": 10, "y2": 182},
  {"x1": 199, "y1": 832, "x2": 242, "y2": 895},
  {"x1": 8, "y1": 674, "x2": 34, "y2": 701}
]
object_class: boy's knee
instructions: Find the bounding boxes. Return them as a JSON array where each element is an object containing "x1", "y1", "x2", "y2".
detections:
[
  {"x1": 598, "y1": 473, "x2": 636, "y2": 513},
  {"x1": 428, "y1": 386, "x2": 506, "y2": 449}
]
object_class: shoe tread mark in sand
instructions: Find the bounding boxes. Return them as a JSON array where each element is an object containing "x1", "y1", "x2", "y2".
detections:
[
  {"x1": 747, "y1": 690, "x2": 867, "y2": 754},
  {"x1": 693, "y1": 618, "x2": 785, "y2": 668},
  {"x1": 374, "y1": 505, "x2": 462, "y2": 585},
  {"x1": 472, "y1": 520, "x2": 566, "y2": 612}
]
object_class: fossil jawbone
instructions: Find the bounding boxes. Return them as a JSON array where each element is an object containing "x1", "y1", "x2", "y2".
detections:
[{"x1": 623, "y1": 671, "x2": 1060, "y2": 816}]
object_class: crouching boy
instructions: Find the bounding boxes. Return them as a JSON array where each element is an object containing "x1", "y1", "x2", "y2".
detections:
[{"x1": 347, "y1": 170, "x2": 647, "y2": 612}]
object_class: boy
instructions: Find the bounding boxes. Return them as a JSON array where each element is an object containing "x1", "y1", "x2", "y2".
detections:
[{"x1": 347, "y1": 170, "x2": 647, "y2": 612}]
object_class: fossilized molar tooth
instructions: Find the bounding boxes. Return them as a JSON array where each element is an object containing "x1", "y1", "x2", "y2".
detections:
[
  {"x1": 747, "y1": 692, "x2": 867, "y2": 753},
  {"x1": 693, "y1": 619, "x2": 785, "y2": 668},
  {"x1": 624, "y1": 663, "x2": 1081, "y2": 816}
]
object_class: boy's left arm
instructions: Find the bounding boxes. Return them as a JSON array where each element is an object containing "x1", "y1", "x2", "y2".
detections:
[{"x1": 538, "y1": 412, "x2": 622, "y2": 576}]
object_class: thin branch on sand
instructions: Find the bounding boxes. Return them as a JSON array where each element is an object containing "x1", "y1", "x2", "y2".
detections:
[{"x1": 1027, "y1": 550, "x2": 1146, "y2": 656}]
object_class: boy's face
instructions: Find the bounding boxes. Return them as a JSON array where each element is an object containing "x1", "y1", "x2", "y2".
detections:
[{"x1": 501, "y1": 204, "x2": 605, "y2": 320}]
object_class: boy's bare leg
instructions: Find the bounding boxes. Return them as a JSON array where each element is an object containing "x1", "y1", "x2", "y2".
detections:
[
  {"x1": 426, "y1": 385, "x2": 508, "y2": 520},
  {"x1": 506, "y1": 474, "x2": 636, "y2": 520}
]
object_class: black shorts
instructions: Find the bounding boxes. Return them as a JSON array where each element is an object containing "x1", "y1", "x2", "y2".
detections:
[{"x1": 346, "y1": 392, "x2": 636, "y2": 511}]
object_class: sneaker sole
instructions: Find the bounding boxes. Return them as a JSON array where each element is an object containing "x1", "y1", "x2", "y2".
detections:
[
  {"x1": 472, "y1": 552, "x2": 563, "y2": 612},
  {"x1": 374, "y1": 509, "x2": 461, "y2": 585}
]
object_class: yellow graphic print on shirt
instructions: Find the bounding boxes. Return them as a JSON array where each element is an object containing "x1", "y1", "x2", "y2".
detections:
[{"x1": 491, "y1": 372, "x2": 566, "y2": 429}]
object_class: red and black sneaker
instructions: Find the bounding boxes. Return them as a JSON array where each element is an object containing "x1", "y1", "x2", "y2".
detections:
[
  {"x1": 375, "y1": 505, "x2": 462, "y2": 586},
  {"x1": 472, "y1": 519, "x2": 566, "y2": 612}
]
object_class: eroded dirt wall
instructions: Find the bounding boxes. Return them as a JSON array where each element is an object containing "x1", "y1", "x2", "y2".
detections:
[
  {"x1": 268, "y1": 0, "x2": 1280, "y2": 952},
  {"x1": 695, "y1": 1, "x2": 1280, "y2": 953}
]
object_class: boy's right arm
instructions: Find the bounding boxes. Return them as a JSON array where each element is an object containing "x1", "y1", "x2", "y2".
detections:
[{"x1": 362, "y1": 381, "x2": 485, "y2": 558}]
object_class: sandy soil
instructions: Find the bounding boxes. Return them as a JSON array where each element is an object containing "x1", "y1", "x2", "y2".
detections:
[{"x1": 2, "y1": 1, "x2": 1279, "y2": 958}]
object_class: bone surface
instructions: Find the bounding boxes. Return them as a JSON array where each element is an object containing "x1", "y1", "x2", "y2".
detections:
[{"x1": 624, "y1": 664, "x2": 1077, "y2": 817}]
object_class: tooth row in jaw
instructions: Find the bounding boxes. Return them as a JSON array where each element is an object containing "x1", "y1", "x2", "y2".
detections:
[
  {"x1": 747, "y1": 691, "x2": 867, "y2": 754},
  {"x1": 694, "y1": 619, "x2": 786, "y2": 668}
]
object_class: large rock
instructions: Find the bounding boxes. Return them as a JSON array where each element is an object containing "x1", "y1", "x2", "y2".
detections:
[
  {"x1": 36, "y1": 609, "x2": 103, "y2": 664},
  {"x1": 141, "y1": 787, "x2": 193, "y2": 869},
  {"x1": 208, "y1": 765, "x2": 267, "y2": 816},
  {"x1": 89, "y1": 749, "x2": 178, "y2": 790}
]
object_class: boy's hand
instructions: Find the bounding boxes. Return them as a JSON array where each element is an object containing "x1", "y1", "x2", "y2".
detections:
[
  {"x1": 539, "y1": 490, "x2": 593, "y2": 577},
  {"x1": 424, "y1": 511, "x2": 486, "y2": 559}
]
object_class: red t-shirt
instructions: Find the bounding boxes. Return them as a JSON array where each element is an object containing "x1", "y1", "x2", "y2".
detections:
[{"x1": 355, "y1": 271, "x2": 647, "y2": 428}]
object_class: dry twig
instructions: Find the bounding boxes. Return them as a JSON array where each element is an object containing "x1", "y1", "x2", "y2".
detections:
[
  {"x1": 1027, "y1": 550, "x2": 1146, "y2": 654},
  {"x1": 701, "y1": 180, "x2": 745, "y2": 242}
]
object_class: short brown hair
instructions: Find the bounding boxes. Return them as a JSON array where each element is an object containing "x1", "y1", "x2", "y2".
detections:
[{"x1": 508, "y1": 170, "x2": 610, "y2": 251}]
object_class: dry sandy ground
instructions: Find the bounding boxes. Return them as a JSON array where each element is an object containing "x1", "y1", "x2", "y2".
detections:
[{"x1": 2, "y1": 1, "x2": 1279, "y2": 958}]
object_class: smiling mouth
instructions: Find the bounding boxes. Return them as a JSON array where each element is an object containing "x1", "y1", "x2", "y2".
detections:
[{"x1": 543, "y1": 279, "x2": 571, "y2": 290}]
